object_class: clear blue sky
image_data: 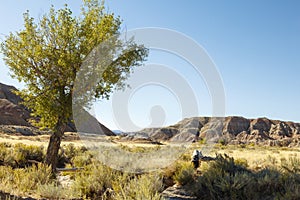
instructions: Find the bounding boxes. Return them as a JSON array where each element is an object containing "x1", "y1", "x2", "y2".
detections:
[{"x1": 0, "y1": 0, "x2": 299, "y2": 131}]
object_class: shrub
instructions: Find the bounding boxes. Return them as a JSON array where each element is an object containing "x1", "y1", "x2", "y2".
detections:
[
  {"x1": 191, "y1": 154, "x2": 252, "y2": 199},
  {"x1": 113, "y1": 173, "x2": 163, "y2": 200},
  {"x1": 235, "y1": 158, "x2": 249, "y2": 168},
  {"x1": 218, "y1": 138, "x2": 228, "y2": 146},
  {"x1": 71, "y1": 151, "x2": 93, "y2": 167},
  {"x1": 71, "y1": 163, "x2": 119, "y2": 199},
  {"x1": 36, "y1": 182, "x2": 66, "y2": 199},
  {"x1": 173, "y1": 161, "x2": 195, "y2": 186},
  {"x1": 13, "y1": 163, "x2": 52, "y2": 193},
  {"x1": 281, "y1": 156, "x2": 300, "y2": 173},
  {"x1": 189, "y1": 154, "x2": 300, "y2": 200},
  {"x1": 0, "y1": 143, "x2": 44, "y2": 168}
]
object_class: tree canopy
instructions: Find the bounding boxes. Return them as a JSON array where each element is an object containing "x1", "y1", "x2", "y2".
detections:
[{"x1": 0, "y1": 0, "x2": 148, "y2": 170}]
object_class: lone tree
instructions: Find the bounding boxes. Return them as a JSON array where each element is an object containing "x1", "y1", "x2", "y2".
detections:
[{"x1": 1, "y1": 0, "x2": 148, "y2": 171}]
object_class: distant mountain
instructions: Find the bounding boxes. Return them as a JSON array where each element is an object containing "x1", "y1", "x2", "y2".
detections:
[
  {"x1": 112, "y1": 130, "x2": 123, "y2": 135},
  {"x1": 0, "y1": 82, "x2": 115, "y2": 136},
  {"x1": 121, "y1": 116, "x2": 300, "y2": 147},
  {"x1": 2, "y1": 82, "x2": 299, "y2": 147}
]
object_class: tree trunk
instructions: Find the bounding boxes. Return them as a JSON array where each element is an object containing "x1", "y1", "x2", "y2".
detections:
[{"x1": 45, "y1": 117, "x2": 66, "y2": 173}]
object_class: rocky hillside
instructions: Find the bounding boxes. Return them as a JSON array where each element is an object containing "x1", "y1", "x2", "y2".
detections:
[
  {"x1": 0, "y1": 82, "x2": 114, "y2": 136},
  {"x1": 0, "y1": 83, "x2": 31, "y2": 126},
  {"x1": 122, "y1": 116, "x2": 300, "y2": 147}
]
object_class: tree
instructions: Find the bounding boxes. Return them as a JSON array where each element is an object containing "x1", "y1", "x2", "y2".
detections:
[{"x1": 1, "y1": 0, "x2": 148, "y2": 172}]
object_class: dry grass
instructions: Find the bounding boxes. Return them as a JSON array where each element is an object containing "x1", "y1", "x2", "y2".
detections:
[
  {"x1": 212, "y1": 145, "x2": 300, "y2": 170},
  {"x1": 0, "y1": 132, "x2": 83, "y2": 147},
  {"x1": 0, "y1": 133, "x2": 299, "y2": 199},
  {"x1": 185, "y1": 142, "x2": 300, "y2": 170},
  {"x1": 1, "y1": 132, "x2": 298, "y2": 171}
]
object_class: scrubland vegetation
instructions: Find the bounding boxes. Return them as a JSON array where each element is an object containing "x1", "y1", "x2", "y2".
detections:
[{"x1": 0, "y1": 141, "x2": 299, "y2": 199}]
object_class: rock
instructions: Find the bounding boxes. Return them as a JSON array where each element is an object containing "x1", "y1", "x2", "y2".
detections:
[
  {"x1": 123, "y1": 116, "x2": 300, "y2": 147},
  {"x1": 269, "y1": 122, "x2": 292, "y2": 139},
  {"x1": 0, "y1": 83, "x2": 31, "y2": 127},
  {"x1": 0, "y1": 125, "x2": 49, "y2": 135},
  {"x1": 199, "y1": 117, "x2": 224, "y2": 140},
  {"x1": 162, "y1": 185, "x2": 197, "y2": 200},
  {"x1": 223, "y1": 116, "x2": 250, "y2": 136},
  {"x1": 0, "y1": 99, "x2": 31, "y2": 126},
  {"x1": 250, "y1": 118, "x2": 272, "y2": 132},
  {"x1": 169, "y1": 131, "x2": 195, "y2": 142},
  {"x1": 15, "y1": 127, "x2": 34, "y2": 136},
  {"x1": 0, "y1": 83, "x2": 22, "y2": 105},
  {"x1": 249, "y1": 129, "x2": 270, "y2": 140},
  {"x1": 287, "y1": 122, "x2": 300, "y2": 136},
  {"x1": 151, "y1": 127, "x2": 179, "y2": 140}
]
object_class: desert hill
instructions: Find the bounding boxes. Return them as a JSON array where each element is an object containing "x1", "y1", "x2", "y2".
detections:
[
  {"x1": 122, "y1": 116, "x2": 300, "y2": 147},
  {"x1": 1, "y1": 82, "x2": 300, "y2": 146},
  {"x1": 0, "y1": 82, "x2": 114, "y2": 136},
  {"x1": 0, "y1": 83, "x2": 31, "y2": 126}
]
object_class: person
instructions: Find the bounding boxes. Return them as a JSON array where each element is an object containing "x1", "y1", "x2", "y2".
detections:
[{"x1": 191, "y1": 150, "x2": 203, "y2": 169}]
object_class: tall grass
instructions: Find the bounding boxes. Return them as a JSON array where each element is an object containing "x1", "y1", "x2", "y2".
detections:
[{"x1": 0, "y1": 142, "x2": 299, "y2": 199}]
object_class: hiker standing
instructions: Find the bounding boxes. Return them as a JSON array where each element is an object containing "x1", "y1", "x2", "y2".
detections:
[{"x1": 191, "y1": 150, "x2": 203, "y2": 169}]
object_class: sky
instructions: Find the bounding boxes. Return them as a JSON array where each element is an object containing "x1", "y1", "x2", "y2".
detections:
[{"x1": 0, "y1": 0, "x2": 300, "y2": 131}]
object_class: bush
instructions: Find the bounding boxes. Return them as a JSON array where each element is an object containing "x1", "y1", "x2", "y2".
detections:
[
  {"x1": 281, "y1": 156, "x2": 300, "y2": 173},
  {"x1": 13, "y1": 163, "x2": 52, "y2": 193},
  {"x1": 71, "y1": 151, "x2": 93, "y2": 167},
  {"x1": 71, "y1": 163, "x2": 119, "y2": 199},
  {"x1": 188, "y1": 154, "x2": 300, "y2": 200},
  {"x1": 0, "y1": 163, "x2": 52, "y2": 196},
  {"x1": 113, "y1": 174, "x2": 163, "y2": 200},
  {"x1": 36, "y1": 183, "x2": 66, "y2": 200},
  {"x1": 235, "y1": 158, "x2": 249, "y2": 168},
  {"x1": 13, "y1": 143, "x2": 44, "y2": 167},
  {"x1": 218, "y1": 138, "x2": 228, "y2": 146},
  {"x1": 0, "y1": 143, "x2": 44, "y2": 168},
  {"x1": 173, "y1": 161, "x2": 195, "y2": 186}
]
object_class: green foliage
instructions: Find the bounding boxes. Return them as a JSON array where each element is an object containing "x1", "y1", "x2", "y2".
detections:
[
  {"x1": 113, "y1": 174, "x2": 163, "y2": 200},
  {"x1": 198, "y1": 137, "x2": 207, "y2": 145},
  {"x1": 218, "y1": 137, "x2": 229, "y2": 146},
  {"x1": 14, "y1": 163, "x2": 52, "y2": 193},
  {"x1": 1, "y1": 0, "x2": 148, "y2": 170},
  {"x1": 0, "y1": 143, "x2": 44, "y2": 168},
  {"x1": 176, "y1": 154, "x2": 300, "y2": 200},
  {"x1": 234, "y1": 158, "x2": 249, "y2": 168},
  {"x1": 0, "y1": 0, "x2": 148, "y2": 131},
  {"x1": 0, "y1": 163, "x2": 52, "y2": 195},
  {"x1": 0, "y1": 143, "x2": 299, "y2": 199},
  {"x1": 36, "y1": 183, "x2": 66, "y2": 200},
  {"x1": 281, "y1": 156, "x2": 300, "y2": 173},
  {"x1": 173, "y1": 161, "x2": 195, "y2": 186},
  {"x1": 179, "y1": 152, "x2": 192, "y2": 162},
  {"x1": 0, "y1": 142, "x2": 91, "y2": 169},
  {"x1": 71, "y1": 163, "x2": 119, "y2": 199},
  {"x1": 70, "y1": 163, "x2": 163, "y2": 200},
  {"x1": 13, "y1": 143, "x2": 45, "y2": 167},
  {"x1": 71, "y1": 151, "x2": 93, "y2": 167},
  {"x1": 58, "y1": 143, "x2": 91, "y2": 167}
]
